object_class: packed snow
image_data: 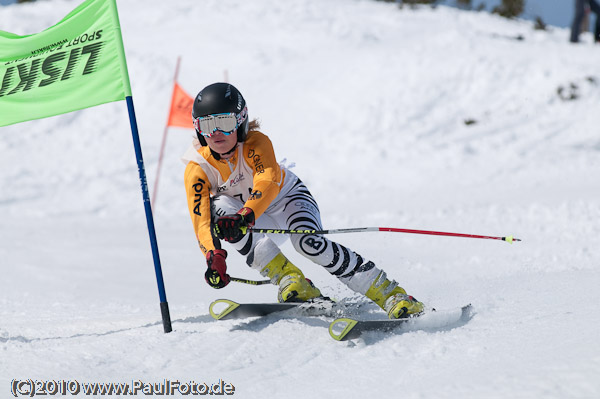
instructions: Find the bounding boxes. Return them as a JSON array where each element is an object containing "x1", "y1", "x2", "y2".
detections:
[{"x1": 1, "y1": 0, "x2": 599, "y2": 398}]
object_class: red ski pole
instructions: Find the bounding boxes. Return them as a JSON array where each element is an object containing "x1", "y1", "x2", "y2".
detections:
[{"x1": 242, "y1": 226, "x2": 521, "y2": 244}]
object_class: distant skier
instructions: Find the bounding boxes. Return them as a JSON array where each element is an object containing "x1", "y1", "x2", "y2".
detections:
[
  {"x1": 570, "y1": 0, "x2": 600, "y2": 43},
  {"x1": 182, "y1": 82, "x2": 423, "y2": 319}
]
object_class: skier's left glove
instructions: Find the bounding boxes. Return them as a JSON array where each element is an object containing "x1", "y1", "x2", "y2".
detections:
[
  {"x1": 205, "y1": 249, "x2": 230, "y2": 289},
  {"x1": 215, "y1": 207, "x2": 255, "y2": 242}
]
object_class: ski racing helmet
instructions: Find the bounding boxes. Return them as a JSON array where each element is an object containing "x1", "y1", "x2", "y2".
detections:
[{"x1": 192, "y1": 83, "x2": 249, "y2": 146}]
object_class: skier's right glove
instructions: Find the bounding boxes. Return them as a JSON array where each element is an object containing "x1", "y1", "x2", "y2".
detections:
[
  {"x1": 205, "y1": 249, "x2": 230, "y2": 289},
  {"x1": 215, "y1": 207, "x2": 255, "y2": 242}
]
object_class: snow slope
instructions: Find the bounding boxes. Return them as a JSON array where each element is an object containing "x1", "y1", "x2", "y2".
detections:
[{"x1": 1, "y1": 0, "x2": 599, "y2": 398}]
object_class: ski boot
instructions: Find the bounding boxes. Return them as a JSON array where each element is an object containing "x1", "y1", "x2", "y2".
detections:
[
  {"x1": 260, "y1": 253, "x2": 322, "y2": 303},
  {"x1": 365, "y1": 271, "x2": 424, "y2": 319}
]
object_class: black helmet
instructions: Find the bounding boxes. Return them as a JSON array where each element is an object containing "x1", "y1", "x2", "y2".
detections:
[{"x1": 192, "y1": 83, "x2": 248, "y2": 146}]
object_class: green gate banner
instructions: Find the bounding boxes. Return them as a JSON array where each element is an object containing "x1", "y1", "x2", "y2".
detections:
[{"x1": 0, "y1": 0, "x2": 131, "y2": 127}]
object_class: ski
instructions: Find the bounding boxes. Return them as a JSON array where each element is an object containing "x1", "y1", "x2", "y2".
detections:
[
  {"x1": 208, "y1": 298, "x2": 337, "y2": 321},
  {"x1": 329, "y1": 304, "x2": 473, "y2": 341}
]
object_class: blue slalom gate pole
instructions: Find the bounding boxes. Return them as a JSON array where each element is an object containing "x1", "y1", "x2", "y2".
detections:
[{"x1": 125, "y1": 96, "x2": 172, "y2": 333}]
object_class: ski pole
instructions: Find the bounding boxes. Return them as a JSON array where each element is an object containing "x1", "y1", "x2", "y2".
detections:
[
  {"x1": 241, "y1": 226, "x2": 521, "y2": 244},
  {"x1": 230, "y1": 276, "x2": 272, "y2": 285}
]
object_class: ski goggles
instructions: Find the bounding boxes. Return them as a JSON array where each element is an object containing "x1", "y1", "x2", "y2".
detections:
[{"x1": 194, "y1": 107, "x2": 247, "y2": 138}]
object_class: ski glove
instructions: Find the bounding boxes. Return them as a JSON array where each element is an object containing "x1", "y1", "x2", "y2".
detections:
[
  {"x1": 205, "y1": 249, "x2": 230, "y2": 289},
  {"x1": 215, "y1": 207, "x2": 255, "y2": 242}
]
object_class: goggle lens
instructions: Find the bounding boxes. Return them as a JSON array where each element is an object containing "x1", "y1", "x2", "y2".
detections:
[{"x1": 194, "y1": 113, "x2": 238, "y2": 138}]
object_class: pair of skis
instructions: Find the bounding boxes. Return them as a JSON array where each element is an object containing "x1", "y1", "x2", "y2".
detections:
[{"x1": 208, "y1": 299, "x2": 473, "y2": 341}]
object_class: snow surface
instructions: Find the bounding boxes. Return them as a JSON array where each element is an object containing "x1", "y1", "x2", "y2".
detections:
[{"x1": 1, "y1": 0, "x2": 600, "y2": 398}]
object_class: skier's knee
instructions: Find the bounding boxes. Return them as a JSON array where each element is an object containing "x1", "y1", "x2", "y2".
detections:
[{"x1": 211, "y1": 194, "x2": 244, "y2": 219}]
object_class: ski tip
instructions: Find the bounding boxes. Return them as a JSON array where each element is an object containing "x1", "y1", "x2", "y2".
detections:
[
  {"x1": 329, "y1": 318, "x2": 358, "y2": 341},
  {"x1": 209, "y1": 299, "x2": 240, "y2": 320}
]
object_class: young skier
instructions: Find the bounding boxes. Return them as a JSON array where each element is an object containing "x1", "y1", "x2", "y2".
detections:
[{"x1": 182, "y1": 82, "x2": 424, "y2": 319}]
